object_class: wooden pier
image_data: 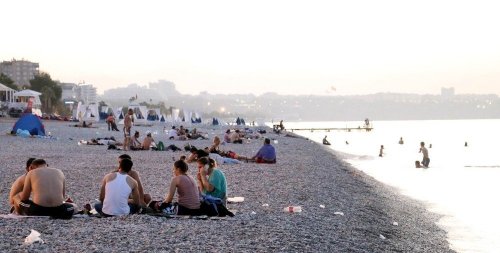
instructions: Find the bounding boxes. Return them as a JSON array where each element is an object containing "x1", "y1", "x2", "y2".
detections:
[{"x1": 285, "y1": 127, "x2": 373, "y2": 132}]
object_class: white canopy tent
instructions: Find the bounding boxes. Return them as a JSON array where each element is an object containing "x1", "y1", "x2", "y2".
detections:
[
  {"x1": 75, "y1": 102, "x2": 99, "y2": 123},
  {"x1": 0, "y1": 83, "x2": 16, "y2": 103},
  {"x1": 10, "y1": 89, "x2": 42, "y2": 116},
  {"x1": 12, "y1": 89, "x2": 42, "y2": 106}
]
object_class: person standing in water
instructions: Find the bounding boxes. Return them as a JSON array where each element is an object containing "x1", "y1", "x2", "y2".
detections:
[
  {"x1": 419, "y1": 142, "x2": 430, "y2": 168},
  {"x1": 379, "y1": 145, "x2": 384, "y2": 157}
]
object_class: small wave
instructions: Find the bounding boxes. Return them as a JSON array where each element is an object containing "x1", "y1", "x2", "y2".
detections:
[
  {"x1": 332, "y1": 150, "x2": 375, "y2": 161},
  {"x1": 464, "y1": 165, "x2": 500, "y2": 168}
]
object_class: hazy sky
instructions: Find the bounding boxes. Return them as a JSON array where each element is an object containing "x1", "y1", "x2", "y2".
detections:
[{"x1": 2, "y1": 0, "x2": 500, "y2": 95}]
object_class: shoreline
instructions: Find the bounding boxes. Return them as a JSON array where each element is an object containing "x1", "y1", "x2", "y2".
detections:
[{"x1": 0, "y1": 120, "x2": 453, "y2": 252}]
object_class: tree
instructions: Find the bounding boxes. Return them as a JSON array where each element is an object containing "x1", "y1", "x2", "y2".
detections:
[
  {"x1": 29, "y1": 73, "x2": 62, "y2": 113},
  {"x1": 0, "y1": 73, "x2": 18, "y2": 90}
]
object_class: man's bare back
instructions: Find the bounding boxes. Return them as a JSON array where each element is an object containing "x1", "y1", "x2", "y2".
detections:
[
  {"x1": 420, "y1": 147, "x2": 429, "y2": 159},
  {"x1": 22, "y1": 167, "x2": 65, "y2": 207}
]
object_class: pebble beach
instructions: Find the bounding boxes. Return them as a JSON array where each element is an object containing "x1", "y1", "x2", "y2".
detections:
[{"x1": 0, "y1": 120, "x2": 454, "y2": 252}]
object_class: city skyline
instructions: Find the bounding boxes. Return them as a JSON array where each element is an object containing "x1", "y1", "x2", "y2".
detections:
[{"x1": 1, "y1": 0, "x2": 500, "y2": 96}]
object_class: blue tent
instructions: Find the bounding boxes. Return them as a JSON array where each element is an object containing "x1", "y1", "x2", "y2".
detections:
[
  {"x1": 12, "y1": 114, "x2": 46, "y2": 136},
  {"x1": 212, "y1": 117, "x2": 220, "y2": 125},
  {"x1": 160, "y1": 115, "x2": 165, "y2": 122}
]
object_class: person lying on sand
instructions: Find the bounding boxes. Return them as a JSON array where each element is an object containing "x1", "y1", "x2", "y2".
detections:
[
  {"x1": 95, "y1": 158, "x2": 141, "y2": 216},
  {"x1": 251, "y1": 138, "x2": 276, "y2": 164},
  {"x1": 186, "y1": 147, "x2": 210, "y2": 163},
  {"x1": 152, "y1": 160, "x2": 201, "y2": 215},
  {"x1": 80, "y1": 137, "x2": 120, "y2": 146},
  {"x1": 197, "y1": 157, "x2": 227, "y2": 205},
  {"x1": 9, "y1": 158, "x2": 36, "y2": 214},
  {"x1": 14, "y1": 159, "x2": 76, "y2": 219}
]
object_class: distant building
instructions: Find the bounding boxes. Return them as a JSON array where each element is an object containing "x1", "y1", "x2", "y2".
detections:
[
  {"x1": 61, "y1": 82, "x2": 97, "y2": 104},
  {"x1": 77, "y1": 84, "x2": 98, "y2": 104},
  {"x1": 61, "y1": 83, "x2": 78, "y2": 101},
  {"x1": 0, "y1": 59, "x2": 39, "y2": 87},
  {"x1": 441, "y1": 87, "x2": 455, "y2": 98}
]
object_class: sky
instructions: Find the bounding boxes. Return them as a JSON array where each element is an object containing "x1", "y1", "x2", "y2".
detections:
[{"x1": 1, "y1": 0, "x2": 500, "y2": 96}]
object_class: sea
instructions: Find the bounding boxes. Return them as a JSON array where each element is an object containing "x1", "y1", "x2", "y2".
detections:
[{"x1": 283, "y1": 119, "x2": 500, "y2": 253}]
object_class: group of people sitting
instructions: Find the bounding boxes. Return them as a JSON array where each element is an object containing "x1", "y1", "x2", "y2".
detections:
[
  {"x1": 223, "y1": 128, "x2": 262, "y2": 144},
  {"x1": 9, "y1": 153, "x2": 230, "y2": 219},
  {"x1": 187, "y1": 136, "x2": 277, "y2": 164},
  {"x1": 130, "y1": 131, "x2": 156, "y2": 150},
  {"x1": 165, "y1": 126, "x2": 208, "y2": 141}
]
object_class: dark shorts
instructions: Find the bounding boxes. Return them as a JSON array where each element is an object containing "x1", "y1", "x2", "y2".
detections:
[
  {"x1": 94, "y1": 202, "x2": 141, "y2": 217},
  {"x1": 177, "y1": 204, "x2": 201, "y2": 216},
  {"x1": 422, "y1": 158, "x2": 430, "y2": 167},
  {"x1": 19, "y1": 200, "x2": 74, "y2": 219},
  {"x1": 123, "y1": 127, "x2": 131, "y2": 137}
]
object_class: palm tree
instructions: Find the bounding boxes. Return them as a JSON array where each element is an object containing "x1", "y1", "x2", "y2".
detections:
[{"x1": 40, "y1": 86, "x2": 55, "y2": 113}]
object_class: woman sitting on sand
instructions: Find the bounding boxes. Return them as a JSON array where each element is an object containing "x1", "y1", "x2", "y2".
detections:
[
  {"x1": 155, "y1": 160, "x2": 201, "y2": 215},
  {"x1": 197, "y1": 157, "x2": 227, "y2": 204},
  {"x1": 209, "y1": 136, "x2": 222, "y2": 154}
]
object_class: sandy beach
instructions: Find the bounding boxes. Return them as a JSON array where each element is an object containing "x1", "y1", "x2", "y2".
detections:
[{"x1": 0, "y1": 120, "x2": 453, "y2": 252}]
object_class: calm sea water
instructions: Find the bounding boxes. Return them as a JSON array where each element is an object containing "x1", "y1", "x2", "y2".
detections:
[{"x1": 284, "y1": 119, "x2": 500, "y2": 253}]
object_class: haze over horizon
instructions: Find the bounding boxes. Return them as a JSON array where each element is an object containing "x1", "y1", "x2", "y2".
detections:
[{"x1": 2, "y1": 0, "x2": 500, "y2": 96}]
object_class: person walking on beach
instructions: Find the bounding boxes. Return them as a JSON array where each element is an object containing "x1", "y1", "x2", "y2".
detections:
[
  {"x1": 14, "y1": 159, "x2": 76, "y2": 219},
  {"x1": 379, "y1": 145, "x2": 384, "y2": 157},
  {"x1": 123, "y1": 109, "x2": 134, "y2": 151},
  {"x1": 96, "y1": 158, "x2": 141, "y2": 216},
  {"x1": 399, "y1": 137, "x2": 404, "y2": 145},
  {"x1": 419, "y1": 142, "x2": 430, "y2": 168},
  {"x1": 9, "y1": 158, "x2": 36, "y2": 214}
]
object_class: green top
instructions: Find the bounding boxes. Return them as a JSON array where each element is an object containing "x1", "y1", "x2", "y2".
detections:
[{"x1": 204, "y1": 168, "x2": 227, "y2": 199}]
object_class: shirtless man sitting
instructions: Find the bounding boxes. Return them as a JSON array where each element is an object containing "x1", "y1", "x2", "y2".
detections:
[
  {"x1": 9, "y1": 158, "x2": 36, "y2": 214},
  {"x1": 95, "y1": 158, "x2": 141, "y2": 216},
  {"x1": 141, "y1": 132, "x2": 156, "y2": 150},
  {"x1": 14, "y1": 159, "x2": 76, "y2": 219}
]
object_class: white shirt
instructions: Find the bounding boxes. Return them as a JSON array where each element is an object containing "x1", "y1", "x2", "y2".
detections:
[{"x1": 103, "y1": 173, "x2": 132, "y2": 215}]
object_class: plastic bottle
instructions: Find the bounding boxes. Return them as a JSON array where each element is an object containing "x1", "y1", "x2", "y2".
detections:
[{"x1": 283, "y1": 206, "x2": 302, "y2": 213}]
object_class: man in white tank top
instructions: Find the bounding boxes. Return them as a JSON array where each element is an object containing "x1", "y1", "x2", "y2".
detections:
[{"x1": 95, "y1": 158, "x2": 141, "y2": 216}]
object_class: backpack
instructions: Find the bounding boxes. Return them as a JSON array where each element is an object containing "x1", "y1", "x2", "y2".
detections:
[{"x1": 157, "y1": 141, "x2": 165, "y2": 151}]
